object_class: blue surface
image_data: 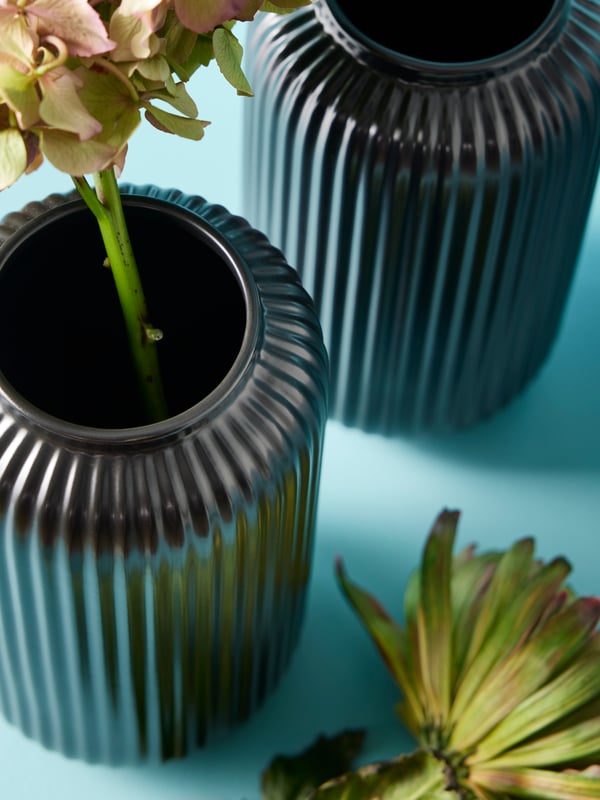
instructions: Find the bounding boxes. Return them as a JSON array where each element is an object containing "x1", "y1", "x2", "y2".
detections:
[{"x1": 1, "y1": 25, "x2": 599, "y2": 800}]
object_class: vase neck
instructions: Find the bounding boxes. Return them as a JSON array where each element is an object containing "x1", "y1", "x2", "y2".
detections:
[{"x1": 314, "y1": 0, "x2": 568, "y2": 82}]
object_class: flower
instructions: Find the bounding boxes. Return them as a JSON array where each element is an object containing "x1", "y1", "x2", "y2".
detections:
[
  {"x1": 0, "y1": 0, "x2": 311, "y2": 423},
  {"x1": 108, "y1": 0, "x2": 167, "y2": 62},
  {"x1": 0, "y1": 0, "x2": 115, "y2": 58},
  {"x1": 0, "y1": 0, "x2": 117, "y2": 182},
  {"x1": 263, "y1": 511, "x2": 600, "y2": 799},
  {"x1": 0, "y1": 0, "x2": 310, "y2": 188}
]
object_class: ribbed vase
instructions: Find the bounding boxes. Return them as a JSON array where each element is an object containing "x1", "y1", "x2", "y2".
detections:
[
  {"x1": 0, "y1": 186, "x2": 328, "y2": 762},
  {"x1": 243, "y1": 0, "x2": 600, "y2": 433}
]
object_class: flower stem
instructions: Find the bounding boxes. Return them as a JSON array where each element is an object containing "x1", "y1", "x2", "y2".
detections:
[{"x1": 73, "y1": 170, "x2": 169, "y2": 424}]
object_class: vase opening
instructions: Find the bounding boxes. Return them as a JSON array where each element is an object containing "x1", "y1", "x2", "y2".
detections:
[
  {"x1": 325, "y1": 0, "x2": 557, "y2": 63},
  {"x1": 0, "y1": 198, "x2": 248, "y2": 430}
]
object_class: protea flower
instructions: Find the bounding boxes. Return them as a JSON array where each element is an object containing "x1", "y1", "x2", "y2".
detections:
[
  {"x1": 263, "y1": 510, "x2": 600, "y2": 799},
  {"x1": 334, "y1": 509, "x2": 600, "y2": 799}
]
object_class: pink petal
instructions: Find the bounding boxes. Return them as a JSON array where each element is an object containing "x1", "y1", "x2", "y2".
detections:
[
  {"x1": 172, "y1": 0, "x2": 248, "y2": 33},
  {"x1": 109, "y1": 0, "x2": 167, "y2": 61},
  {"x1": 0, "y1": 10, "x2": 38, "y2": 63},
  {"x1": 38, "y1": 67, "x2": 102, "y2": 139},
  {"x1": 40, "y1": 128, "x2": 117, "y2": 174},
  {"x1": 26, "y1": 0, "x2": 115, "y2": 57}
]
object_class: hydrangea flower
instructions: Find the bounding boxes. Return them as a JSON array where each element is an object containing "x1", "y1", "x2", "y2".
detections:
[
  {"x1": 0, "y1": 0, "x2": 309, "y2": 189},
  {"x1": 0, "y1": 0, "x2": 311, "y2": 421}
]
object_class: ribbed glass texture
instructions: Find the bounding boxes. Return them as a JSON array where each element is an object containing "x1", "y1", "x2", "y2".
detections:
[
  {"x1": 0, "y1": 187, "x2": 328, "y2": 762},
  {"x1": 243, "y1": 0, "x2": 600, "y2": 432}
]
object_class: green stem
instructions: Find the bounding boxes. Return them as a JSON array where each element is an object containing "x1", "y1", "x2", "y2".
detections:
[{"x1": 73, "y1": 169, "x2": 169, "y2": 424}]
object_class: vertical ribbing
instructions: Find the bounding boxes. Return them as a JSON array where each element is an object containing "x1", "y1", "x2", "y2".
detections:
[
  {"x1": 243, "y1": 0, "x2": 600, "y2": 432},
  {"x1": 0, "y1": 187, "x2": 328, "y2": 762}
]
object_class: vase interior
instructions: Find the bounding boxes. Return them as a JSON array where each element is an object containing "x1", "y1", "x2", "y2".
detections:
[
  {"x1": 0, "y1": 201, "x2": 247, "y2": 429},
  {"x1": 328, "y1": 0, "x2": 556, "y2": 62}
]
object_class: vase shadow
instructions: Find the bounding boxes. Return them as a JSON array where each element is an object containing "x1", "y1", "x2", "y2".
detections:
[{"x1": 390, "y1": 251, "x2": 600, "y2": 474}]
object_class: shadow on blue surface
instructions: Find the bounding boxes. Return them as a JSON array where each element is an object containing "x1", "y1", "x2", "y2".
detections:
[{"x1": 391, "y1": 241, "x2": 600, "y2": 473}]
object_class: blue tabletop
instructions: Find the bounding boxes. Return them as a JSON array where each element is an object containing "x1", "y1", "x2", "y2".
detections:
[{"x1": 0, "y1": 25, "x2": 599, "y2": 800}]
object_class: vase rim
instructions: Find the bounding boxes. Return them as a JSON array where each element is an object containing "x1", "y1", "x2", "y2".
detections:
[
  {"x1": 316, "y1": 0, "x2": 567, "y2": 79},
  {"x1": 0, "y1": 192, "x2": 261, "y2": 447}
]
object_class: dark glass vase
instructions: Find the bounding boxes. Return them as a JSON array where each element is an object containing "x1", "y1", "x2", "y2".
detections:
[
  {"x1": 243, "y1": 0, "x2": 600, "y2": 433},
  {"x1": 0, "y1": 186, "x2": 328, "y2": 763}
]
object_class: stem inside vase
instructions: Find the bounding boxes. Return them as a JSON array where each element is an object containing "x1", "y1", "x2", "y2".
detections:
[
  {"x1": 0, "y1": 199, "x2": 247, "y2": 429},
  {"x1": 327, "y1": 0, "x2": 556, "y2": 62},
  {"x1": 74, "y1": 171, "x2": 169, "y2": 425}
]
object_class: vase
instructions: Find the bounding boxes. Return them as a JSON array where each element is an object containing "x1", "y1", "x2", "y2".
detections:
[
  {"x1": 0, "y1": 185, "x2": 328, "y2": 763},
  {"x1": 242, "y1": 0, "x2": 600, "y2": 433}
]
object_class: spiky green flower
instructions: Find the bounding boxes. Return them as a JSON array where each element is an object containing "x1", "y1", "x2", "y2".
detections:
[{"x1": 331, "y1": 510, "x2": 600, "y2": 800}]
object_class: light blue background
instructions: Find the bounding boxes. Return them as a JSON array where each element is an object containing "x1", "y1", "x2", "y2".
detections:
[{"x1": 1, "y1": 20, "x2": 599, "y2": 800}]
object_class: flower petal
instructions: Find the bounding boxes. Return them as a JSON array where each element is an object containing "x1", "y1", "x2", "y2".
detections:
[
  {"x1": 336, "y1": 558, "x2": 423, "y2": 736},
  {"x1": 0, "y1": 127, "x2": 28, "y2": 189},
  {"x1": 482, "y1": 717, "x2": 600, "y2": 770},
  {"x1": 26, "y1": 0, "x2": 114, "y2": 57},
  {"x1": 471, "y1": 765, "x2": 600, "y2": 800},
  {"x1": 0, "y1": 11, "x2": 38, "y2": 64},
  {"x1": 172, "y1": 0, "x2": 248, "y2": 32},
  {"x1": 39, "y1": 128, "x2": 116, "y2": 174},
  {"x1": 0, "y1": 62, "x2": 41, "y2": 128},
  {"x1": 74, "y1": 67, "x2": 141, "y2": 153},
  {"x1": 261, "y1": 0, "x2": 311, "y2": 9},
  {"x1": 38, "y1": 68, "x2": 101, "y2": 139},
  {"x1": 450, "y1": 598, "x2": 600, "y2": 751},
  {"x1": 472, "y1": 639, "x2": 600, "y2": 764},
  {"x1": 448, "y1": 556, "x2": 573, "y2": 736},
  {"x1": 415, "y1": 509, "x2": 457, "y2": 730},
  {"x1": 109, "y1": 0, "x2": 167, "y2": 61}
]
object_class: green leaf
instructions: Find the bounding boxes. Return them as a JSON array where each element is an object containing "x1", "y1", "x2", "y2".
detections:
[
  {"x1": 0, "y1": 128, "x2": 28, "y2": 190},
  {"x1": 335, "y1": 559, "x2": 423, "y2": 733},
  {"x1": 261, "y1": 0, "x2": 312, "y2": 10},
  {"x1": 457, "y1": 538, "x2": 535, "y2": 681},
  {"x1": 416, "y1": 510, "x2": 457, "y2": 732},
  {"x1": 39, "y1": 70, "x2": 103, "y2": 140},
  {"x1": 176, "y1": 34, "x2": 215, "y2": 80},
  {"x1": 472, "y1": 639, "x2": 600, "y2": 764},
  {"x1": 261, "y1": 730, "x2": 366, "y2": 800},
  {"x1": 450, "y1": 597, "x2": 600, "y2": 751},
  {"x1": 471, "y1": 765, "x2": 600, "y2": 799},
  {"x1": 482, "y1": 717, "x2": 600, "y2": 769},
  {"x1": 0, "y1": 64, "x2": 40, "y2": 129},
  {"x1": 450, "y1": 548, "x2": 501, "y2": 683},
  {"x1": 172, "y1": 0, "x2": 246, "y2": 33},
  {"x1": 449, "y1": 556, "x2": 573, "y2": 737},
  {"x1": 39, "y1": 129, "x2": 116, "y2": 175},
  {"x1": 146, "y1": 82, "x2": 198, "y2": 117},
  {"x1": 134, "y1": 54, "x2": 172, "y2": 84},
  {"x1": 162, "y1": 15, "x2": 200, "y2": 76},
  {"x1": 306, "y1": 749, "x2": 458, "y2": 800},
  {"x1": 212, "y1": 26, "x2": 254, "y2": 96},
  {"x1": 76, "y1": 69, "x2": 141, "y2": 152},
  {"x1": 144, "y1": 105, "x2": 209, "y2": 139}
]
